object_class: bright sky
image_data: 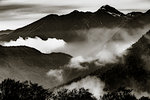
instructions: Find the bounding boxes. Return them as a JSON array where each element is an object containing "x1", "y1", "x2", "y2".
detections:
[{"x1": 0, "y1": 0, "x2": 150, "y2": 30}]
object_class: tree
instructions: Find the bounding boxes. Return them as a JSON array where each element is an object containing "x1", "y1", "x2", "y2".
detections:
[
  {"x1": 0, "y1": 79, "x2": 51, "y2": 100},
  {"x1": 139, "y1": 96, "x2": 150, "y2": 100},
  {"x1": 101, "y1": 87, "x2": 137, "y2": 100},
  {"x1": 50, "y1": 88, "x2": 96, "y2": 100}
]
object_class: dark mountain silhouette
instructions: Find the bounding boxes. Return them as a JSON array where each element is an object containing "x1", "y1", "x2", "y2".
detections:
[
  {"x1": 1, "y1": 5, "x2": 150, "y2": 42},
  {"x1": 0, "y1": 29, "x2": 13, "y2": 35},
  {"x1": 0, "y1": 45, "x2": 71, "y2": 88},
  {"x1": 98, "y1": 5, "x2": 125, "y2": 16},
  {"x1": 0, "y1": 46, "x2": 71, "y2": 67},
  {"x1": 125, "y1": 10, "x2": 150, "y2": 28}
]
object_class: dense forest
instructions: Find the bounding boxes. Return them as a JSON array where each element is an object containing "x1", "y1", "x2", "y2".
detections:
[{"x1": 0, "y1": 79, "x2": 149, "y2": 100}]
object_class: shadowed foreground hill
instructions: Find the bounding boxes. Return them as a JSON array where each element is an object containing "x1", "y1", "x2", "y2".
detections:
[
  {"x1": 0, "y1": 45, "x2": 71, "y2": 88},
  {"x1": 0, "y1": 46, "x2": 71, "y2": 68},
  {"x1": 0, "y1": 45, "x2": 102, "y2": 89}
]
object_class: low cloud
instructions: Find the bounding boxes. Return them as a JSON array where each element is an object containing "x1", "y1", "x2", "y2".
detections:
[
  {"x1": 60, "y1": 27, "x2": 148, "y2": 65},
  {"x1": 96, "y1": 42, "x2": 134, "y2": 63},
  {"x1": 63, "y1": 76, "x2": 105, "y2": 99},
  {"x1": 47, "y1": 69, "x2": 63, "y2": 82},
  {"x1": 67, "y1": 56, "x2": 93, "y2": 69},
  {"x1": 1, "y1": 37, "x2": 66, "y2": 53},
  {"x1": 58, "y1": 27, "x2": 149, "y2": 70},
  {"x1": 0, "y1": 4, "x2": 35, "y2": 12},
  {"x1": 133, "y1": 91, "x2": 150, "y2": 99}
]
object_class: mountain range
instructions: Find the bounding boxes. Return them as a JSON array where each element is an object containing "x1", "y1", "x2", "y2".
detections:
[
  {"x1": 0, "y1": 5, "x2": 150, "y2": 93},
  {"x1": 1, "y1": 5, "x2": 150, "y2": 42}
]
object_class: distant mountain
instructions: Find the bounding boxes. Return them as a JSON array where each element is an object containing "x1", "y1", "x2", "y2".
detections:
[
  {"x1": 125, "y1": 10, "x2": 150, "y2": 28},
  {"x1": 0, "y1": 29, "x2": 13, "y2": 35},
  {"x1": 0, "y1": 45, "x2": 71, "y2": 88},
  {"x1": 1, "y1": 5, "x2": 150, "y2": 42},
  {"x1": 98, "y1": 5, "x2": 125, "y2": 17}
]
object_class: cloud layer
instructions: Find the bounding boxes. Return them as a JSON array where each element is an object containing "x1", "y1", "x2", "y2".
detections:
[{"x1": 1, "y1": 37, "x2": 66, "y2": 53}]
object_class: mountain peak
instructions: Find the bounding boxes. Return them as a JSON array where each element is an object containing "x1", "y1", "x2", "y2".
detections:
[
  {"x1": 146, "y1": 9, "x2": 150, "y2": 14},
  {"x1": 69, "y1": 10, "x2": 80, "y2": 15},
  {"x1": 97, "y1": 5, "x2": 124, "y2": 16},
  {"x1": 100, "y1": 5, "x2": 114, "y2": 10},
  {"x1": 127, "y1": 12, "x2": 143, "y2": 17}
]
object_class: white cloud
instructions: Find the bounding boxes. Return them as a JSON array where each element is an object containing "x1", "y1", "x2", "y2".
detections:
[
  {"x1": 63, "y1": 76, "x2": 105, "y2": 99},
  {"x1": 96, "y1": 42, "x2": 134, "y2": 63},
  {"x1": 133, "y1": 91, "x2": 150, "y2": 99},
  {"x1": 67, "y1": 56, "x2": 93, "y2": 69},
  {"x1": 47, "y1": 69, "x2": 63, "y2": 81},
  {"x1": 97, "y1": 48, "x2": 116, "y2": 63},
  {"x1": 1, "y1": 37, "x2": 66, "y2": 53}
]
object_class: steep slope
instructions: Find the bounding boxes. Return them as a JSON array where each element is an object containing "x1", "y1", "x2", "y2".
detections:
[
  {"x1": 0, "y1": 46, "x2": 71, "y2": 88},
  {"x1": 93, "y1": 30, "x2": 150, "y2": 92},
  {"x1": 60, "y1": 30, "x2": 150, "y2": 93}
]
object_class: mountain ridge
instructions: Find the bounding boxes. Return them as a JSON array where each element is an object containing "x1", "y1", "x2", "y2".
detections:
[
  {"x1": 0, "y1": 45, "x2": 72, "y2": 88},
  {"x1": 1, "y1": 5, "x2": 150, "y2": 42}
]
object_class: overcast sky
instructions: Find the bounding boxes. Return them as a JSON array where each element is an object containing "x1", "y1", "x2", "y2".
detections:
[{"x1": 0, "y1": 0, "x2": 150, "y2": 30}]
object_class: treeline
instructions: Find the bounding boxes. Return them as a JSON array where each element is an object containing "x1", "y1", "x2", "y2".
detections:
[
  {"x1": 0, "y1": 79, "x2": 50, "y2": 100},
  {"x1": 0, "y1": 79, "x2": 149, "y2": 100}
]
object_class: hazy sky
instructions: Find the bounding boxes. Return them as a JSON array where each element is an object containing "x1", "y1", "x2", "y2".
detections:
[{"x1": 0, "y1": 0, "x2": 150, "y2": 30}]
